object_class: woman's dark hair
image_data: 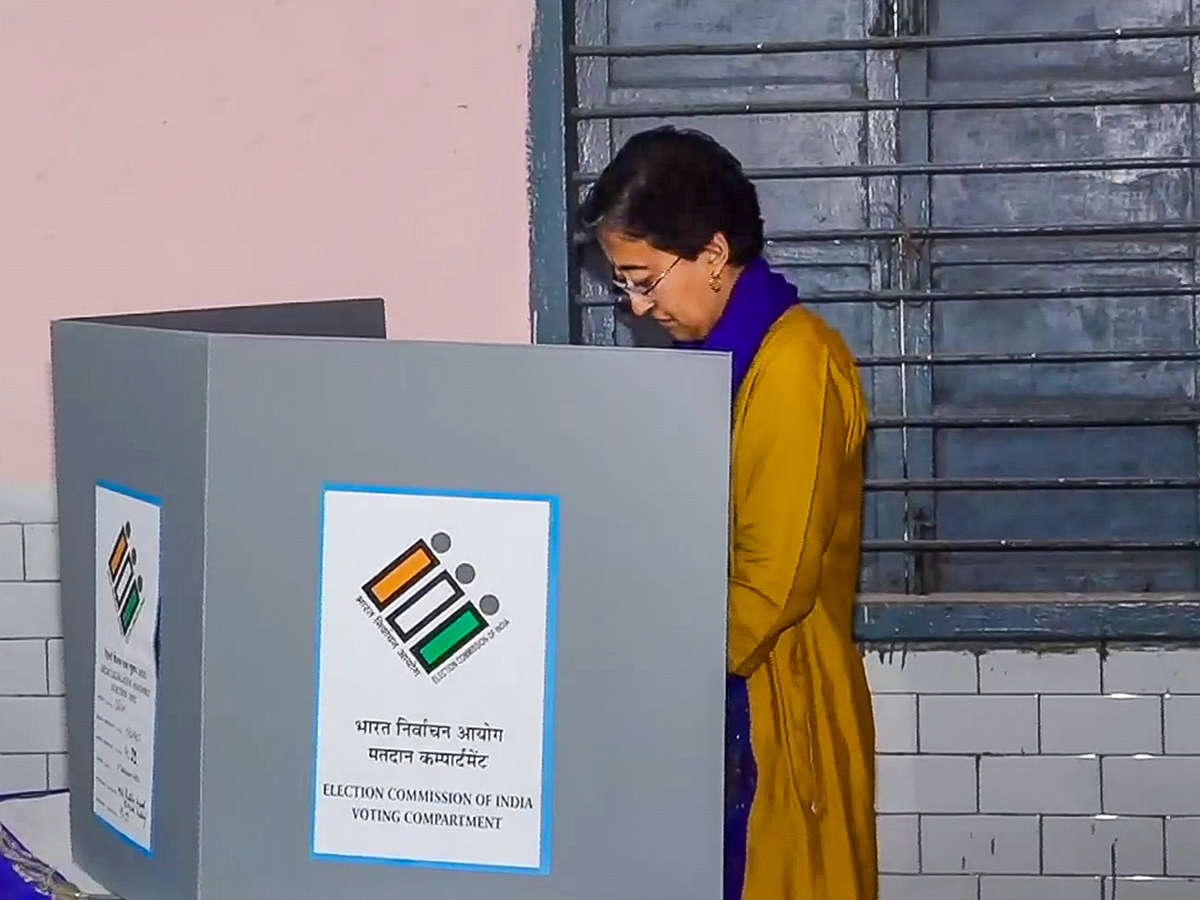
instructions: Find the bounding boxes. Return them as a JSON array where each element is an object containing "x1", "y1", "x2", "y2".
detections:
[{"x1": 578, "y1": 126, "x2": 764, "y2": 266}]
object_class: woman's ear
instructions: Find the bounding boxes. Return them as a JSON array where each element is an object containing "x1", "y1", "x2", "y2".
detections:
[{"x1": 705, "y1": 232, "x2": 732, "y2": 273}]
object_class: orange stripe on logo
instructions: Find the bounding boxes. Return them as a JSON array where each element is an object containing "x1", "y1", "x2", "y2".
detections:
[
  {"x1": 363, "y1": 541, "x2": 437, "y2": 610},
  {"x1": 108, "y1": 530, "x2": 128, "y2": 579}
]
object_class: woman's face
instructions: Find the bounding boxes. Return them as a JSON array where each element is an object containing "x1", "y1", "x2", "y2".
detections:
[{"x1": 598, "y1": 230, "x2": 729, "y2": 342}]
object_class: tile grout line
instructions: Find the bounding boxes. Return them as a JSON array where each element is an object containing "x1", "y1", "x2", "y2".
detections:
[
  {"x1": 916, "y1": 811, "x2": 923, "y2": 874},
  {"x1": 915, "y1": 693, "x2": 921, "y2": 754},
  {"x1": 975, "y1": 754, "x2": 981, "y2": 815},
  {"x1": 1162, "y1": 814, "x2": 1168, "y2": 877},
  {"x1": 1160, "y1": 692, "x2": 1167, "y2": 756},
  {"x1": 1036, "y1": 693, "x2": 1043, "y2": 755},
  {"x1": 1037, "y1": 812, "x2": 1044, "y2": 876}
]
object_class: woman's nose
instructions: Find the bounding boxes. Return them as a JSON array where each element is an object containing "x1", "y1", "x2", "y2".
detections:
[{"x1": 629, "y1": 296, "x2": 653, "y2": 317}]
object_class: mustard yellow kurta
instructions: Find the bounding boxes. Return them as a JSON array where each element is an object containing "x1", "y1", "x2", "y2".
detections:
[{"x1": 730, "y1": 304, "x2": 877, "y2": 900}]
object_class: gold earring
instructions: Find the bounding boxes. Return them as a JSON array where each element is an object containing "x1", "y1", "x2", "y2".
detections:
[{"x1": 709, "y1": 274, "x2": 721, "y2": 293}]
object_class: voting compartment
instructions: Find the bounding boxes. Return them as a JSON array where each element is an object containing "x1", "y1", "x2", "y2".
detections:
[{"x1": 50, "y1": 298, "x2": 732, "y2": 900}]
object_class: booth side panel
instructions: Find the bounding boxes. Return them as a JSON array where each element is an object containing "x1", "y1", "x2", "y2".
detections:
[
  {"x1": 83, "y1": 296, "x2": 387, "y2": 338},
  {"x1": 198, "y1": 337, "x2": 731, "y2": 900},
  {"x1": 51, "y1": 321, "x2": 210, "y2": 900}
]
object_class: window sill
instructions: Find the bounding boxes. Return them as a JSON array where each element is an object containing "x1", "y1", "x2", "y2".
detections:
[{"x1": 855, "y1": 593, "x2": 1200, "y2": 644}]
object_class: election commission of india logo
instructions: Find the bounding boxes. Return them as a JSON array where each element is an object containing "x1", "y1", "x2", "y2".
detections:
[
  {"x1": 357, "y1": 531, "x2": 506, "y2": 679},
  {"x1": 106, "y1": 522, "x2": 146, "y2": 640}
]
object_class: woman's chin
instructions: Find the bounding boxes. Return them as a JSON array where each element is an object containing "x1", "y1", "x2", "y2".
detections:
[{"x1": 657, "y1": 319, "x2": 690, "y2": 340}]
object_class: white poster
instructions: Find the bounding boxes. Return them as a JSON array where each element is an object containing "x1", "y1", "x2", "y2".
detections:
[
  {"x1": 93, "y1": 482, "x2": 161, "y2": 854},
  {"x1": 311, "y1": 485, "x2": 558, "y2": 874}
]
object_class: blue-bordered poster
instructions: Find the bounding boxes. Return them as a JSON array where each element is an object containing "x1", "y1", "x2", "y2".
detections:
[
  {"x1": 93, "y1": 481, "x2": 161, "y2": 854},
  {"x1": 311, "y1": 485, "x2": 558, "y2": 874}
]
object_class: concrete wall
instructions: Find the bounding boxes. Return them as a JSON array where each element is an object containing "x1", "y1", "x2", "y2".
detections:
[{"x1": 0, "y1": 0, "x2": 535, "y2": 484}]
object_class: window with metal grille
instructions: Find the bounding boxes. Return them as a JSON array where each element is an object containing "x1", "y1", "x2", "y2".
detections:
[{"x1": 560, "y1": 0, "x2": 1200, "y2": 598}]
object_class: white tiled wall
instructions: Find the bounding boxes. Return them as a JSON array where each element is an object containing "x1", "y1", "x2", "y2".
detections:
[
  {"x1": 0, "y1": 495, "x2": 66, "y2": 796},
  {"x1": 870, "y1": 648, "x2": 1200, "y2": 899},
  {"x1": 2, "y1": 495, "x2": 1200, "y2": 898}
]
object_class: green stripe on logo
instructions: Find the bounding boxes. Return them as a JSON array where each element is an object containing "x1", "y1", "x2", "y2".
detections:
[
  {"x1": 120, "y1": 584, "x2": 143, "y2": 633},
  {"x1": 415, "y1": 604, "x2": 486, "y2": 671}
]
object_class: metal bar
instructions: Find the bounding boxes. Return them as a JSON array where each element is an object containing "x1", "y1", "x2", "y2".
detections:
[
  {"x1": 570, "y1": 25, "x2": 1200, "y2": 58},
  {"x1": 810, "y1": 285, "x2": 1200, "y2": 304},
  {"x1": 855, "y1": 597, "x2": 1200, "y2": 644},
  {"x1": 893, "y1": 0, "x2": 936, "y2": 593},
  {"x1": 1189, "y1": 0, "x2": 1200, "y2": 591},
  {"x1": 573, "y1": 156, "x2": 1200, "y2": 184},
  {"x1": 573, "y1": 221, "x2": 1200, "y2": 246},
  {"x1": 933, "y1": 253, "x2": 1193, "y2": 268},
  {"x1": 856, "y1": 349, "x2": 1200, "y2": 366},
  {"x1": 866, "y1": 477, "x2": 1200, "y2": 491},
  {"x1": 863, "y1": 538, "x2": 1200, "y2": 552},
  {"x1": 870, "y1": 412, "x2": 1200, "y2": 428},
  {"x1": 766, "y1": 221, "x2": 1200, "y2": 243},
  {"x1": 860, "y1": 0, "x2": 912, "y2": 592},
  {"x1": 572, "y1": 92, "x2": 1200, "y2": 121},
  {"x1": 574, "y1": 285, "x2": 1200, "y2": 307}
]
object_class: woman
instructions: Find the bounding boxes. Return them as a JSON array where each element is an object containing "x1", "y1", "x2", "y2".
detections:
[{"x1": 581, "y1": 127, "x2": 877, "y2": 900}]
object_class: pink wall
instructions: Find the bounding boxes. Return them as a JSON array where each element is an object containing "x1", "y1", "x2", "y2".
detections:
[{"x1": 0, "y1": 0, "x2": 535, "y2": 483}]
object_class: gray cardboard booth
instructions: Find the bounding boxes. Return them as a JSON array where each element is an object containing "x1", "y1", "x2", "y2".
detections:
[{"x1": 50, "y1": 298, "x2": 732, "y2": 900}]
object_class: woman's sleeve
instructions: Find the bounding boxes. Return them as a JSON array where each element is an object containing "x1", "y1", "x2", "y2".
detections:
[{"x1": 728, "y1": 342, "x2": 847, "y2": 677}]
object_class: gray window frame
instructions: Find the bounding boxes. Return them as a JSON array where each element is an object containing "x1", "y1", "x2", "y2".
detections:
[{"x1": 525, "y1": 0, "x2": 1200, "y2": 643}]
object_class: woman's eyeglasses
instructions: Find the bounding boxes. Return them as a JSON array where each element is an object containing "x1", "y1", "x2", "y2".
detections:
[{"x1": 611, "y1": 256, "x2": 682, "y2": 303}]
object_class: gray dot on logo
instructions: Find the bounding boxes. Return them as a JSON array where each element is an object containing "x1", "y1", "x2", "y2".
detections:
[
  {"x1": 479, "y1": 594, "x2": 500, "y2": 616},
  {"x1": 455, "y1": 563, "x2": 476, "y2": 585},
  {"x1": 431, "y1": 532, "x2": 452, "y2": 554}
]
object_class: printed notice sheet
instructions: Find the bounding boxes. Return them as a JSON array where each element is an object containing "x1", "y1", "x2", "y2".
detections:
[
  {"x1": 312, "y1": 486, "x2": 557, "y2": 873},
  {"x1": 92, "y1": 482, "x2": 161, "y2": 853}
]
